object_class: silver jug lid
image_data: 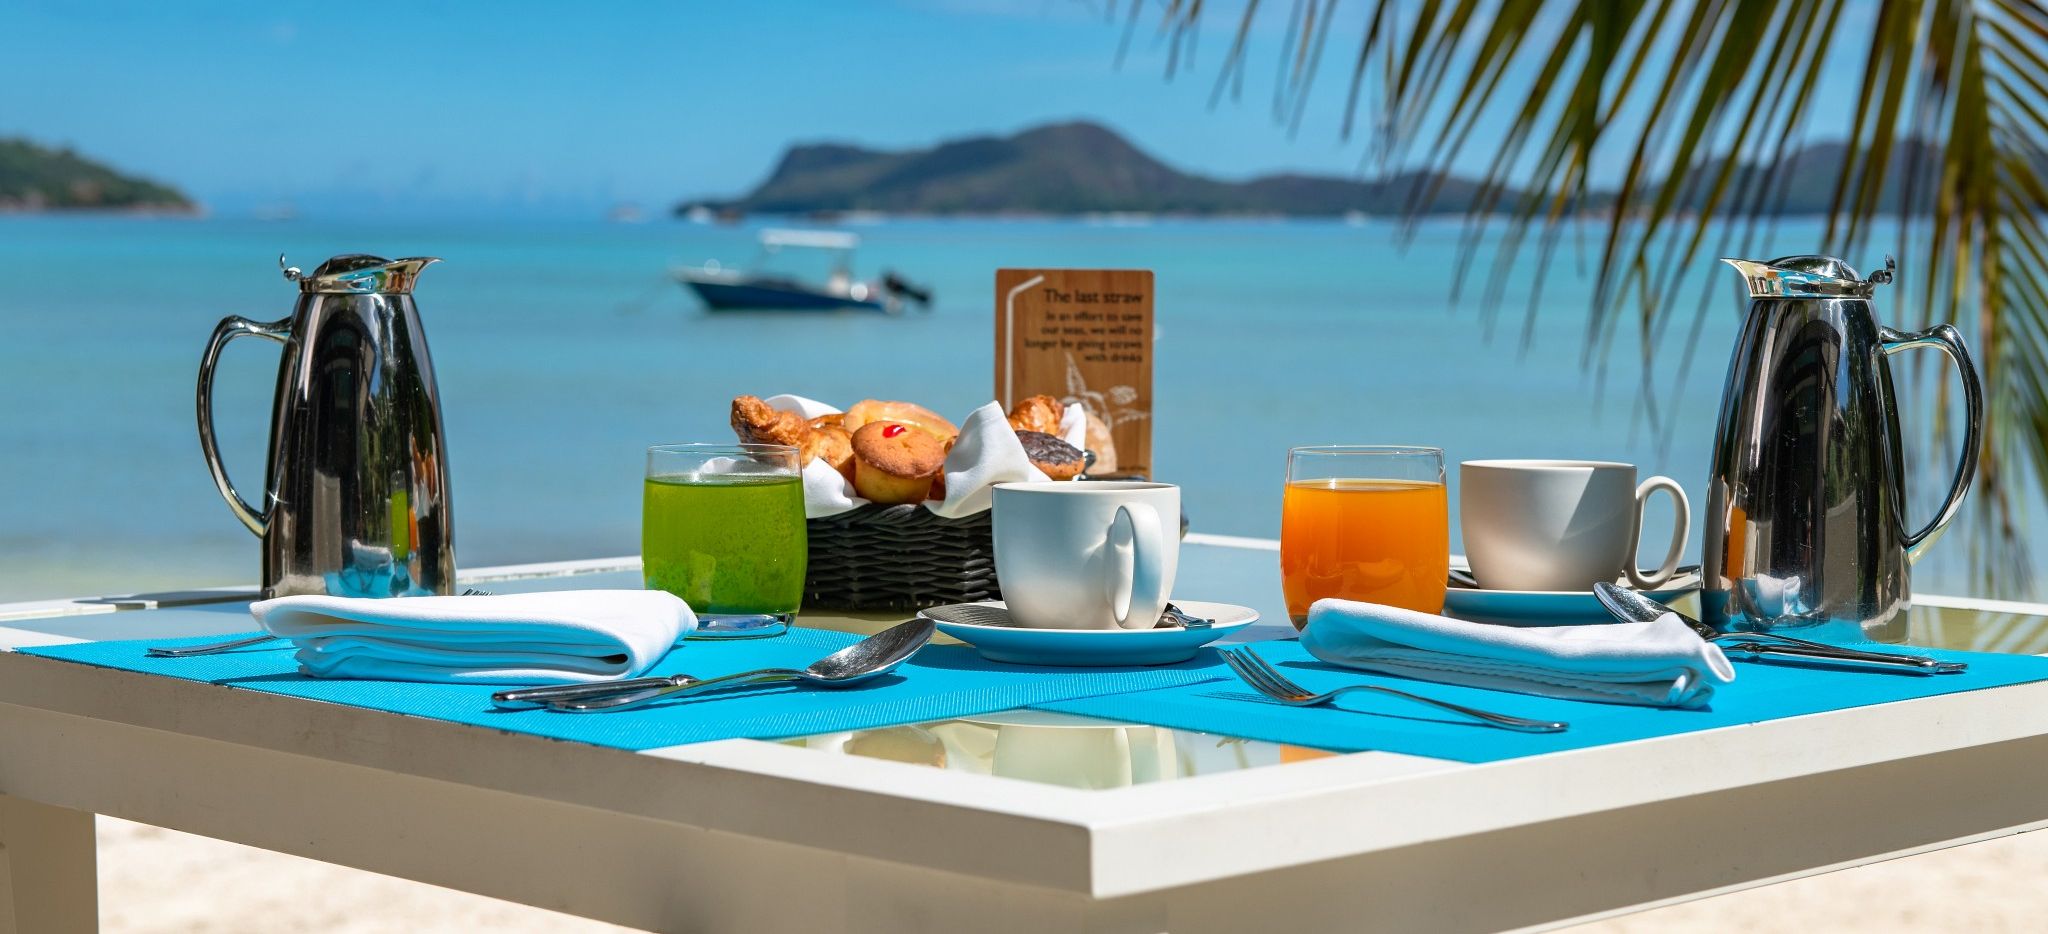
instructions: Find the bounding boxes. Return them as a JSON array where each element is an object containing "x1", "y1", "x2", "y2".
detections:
[
  {"x1": 280, "y1": 254, "x2": 440, "y2": 294},
  {"x1": 1721, "y1": 254, "x2": 1893, "y2": 299}
]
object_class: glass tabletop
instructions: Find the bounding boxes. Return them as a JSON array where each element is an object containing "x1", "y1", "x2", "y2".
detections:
[
  {"x1": 784, "y1": 597, "x2": 2048, "y2": 788},
  {"x1": 778, "y1": 709, "x2": 1338, "y2": 789}
]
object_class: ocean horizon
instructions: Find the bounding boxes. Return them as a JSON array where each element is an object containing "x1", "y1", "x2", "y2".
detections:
[{"x1": 2, "y1": 213, "x2": 2034, "y2": 604}]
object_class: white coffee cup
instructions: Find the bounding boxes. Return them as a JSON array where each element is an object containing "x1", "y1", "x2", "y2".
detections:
[
  {"x1": 992, "y1": 481, "x2": 1181, "y2": 630},
  {"x1": 1459, "y1": 460, "x2": 1690, "y2": 592}
]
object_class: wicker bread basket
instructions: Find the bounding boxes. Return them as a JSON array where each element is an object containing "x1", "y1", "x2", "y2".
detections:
[{"x1": 803, "y1": 504, "x2": 999, "y2": 611}]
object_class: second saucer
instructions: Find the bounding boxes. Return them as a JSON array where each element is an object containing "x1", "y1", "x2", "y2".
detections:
[{"x1": 922, "y1": 600, "x2": 1257, "y2": 666}]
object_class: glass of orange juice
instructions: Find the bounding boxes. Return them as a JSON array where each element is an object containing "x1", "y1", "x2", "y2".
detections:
[{"x1": 1281, "y1": 446, "x2": 1448, "y2": 627}]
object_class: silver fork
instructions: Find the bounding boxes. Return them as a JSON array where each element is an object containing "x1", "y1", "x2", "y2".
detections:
[
  {"x1": 146, "y1": 588, "x2": 494, "y2": 657},
  {"x1": 1218, "y1": 648, "x2": 1569, "y2": 734}
]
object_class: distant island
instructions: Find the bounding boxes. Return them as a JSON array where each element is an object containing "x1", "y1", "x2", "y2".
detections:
[
  {"x1": 679, "y1": 121, "x2": 1502, "y2": 217},
  {"x1": 680, "y1": 120, "x2": 1944, "y2": 218},
  {"x1": 0, "y1": 138, "x2": 196, "y2": 213}
]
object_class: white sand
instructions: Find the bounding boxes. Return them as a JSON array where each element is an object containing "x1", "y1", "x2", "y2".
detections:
[{"x1": 94, "y1": 816, "x2": 2048, "y2": 932}]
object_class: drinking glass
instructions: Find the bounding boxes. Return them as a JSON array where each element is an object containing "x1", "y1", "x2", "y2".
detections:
[
  {"x1": 1280, "y1": 446, "x2": 1448, "y2": 627},
  {"x1": 644, "y1": 443, "x2": 806, "y2": 635}
]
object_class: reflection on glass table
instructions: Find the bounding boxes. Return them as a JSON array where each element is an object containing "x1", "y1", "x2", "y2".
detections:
[
  {"x1": 1632, "y1": 593, "x2": 2048, "y2": 655},
  {"x1": 782, "y1": 710, "x2": 1336, "y2": 790}
]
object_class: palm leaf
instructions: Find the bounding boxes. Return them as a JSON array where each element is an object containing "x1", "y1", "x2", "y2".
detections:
[{"x1": 1140, "y1": 0, "x2": 2048, "y2": 594}]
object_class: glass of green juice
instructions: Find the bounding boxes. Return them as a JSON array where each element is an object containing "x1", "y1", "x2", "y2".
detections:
[{"x1": 644, "y1": 443, "x2": 806, "y2": 636}]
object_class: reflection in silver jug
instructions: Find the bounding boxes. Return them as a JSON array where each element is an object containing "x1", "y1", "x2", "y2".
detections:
[
  {"x1": 196, "y1": 254, "x2": 455, "y2": 599},
  {"x1": 1702, "y1": 256, "x2": 1981, "y2": 642}
]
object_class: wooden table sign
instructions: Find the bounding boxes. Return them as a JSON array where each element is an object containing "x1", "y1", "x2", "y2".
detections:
[{"x1": 994, "y1": 269, "x2": 1153, "y2": 478}]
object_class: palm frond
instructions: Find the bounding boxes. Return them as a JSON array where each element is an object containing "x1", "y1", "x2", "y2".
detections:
[{"x1": 1143, "y1": 0, "x2": 2048, "y2": 594}]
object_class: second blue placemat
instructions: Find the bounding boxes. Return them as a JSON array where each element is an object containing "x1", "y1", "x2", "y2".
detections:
[{"x1": 1037, "y1": 638, "x2": 2048, "y2": 762}]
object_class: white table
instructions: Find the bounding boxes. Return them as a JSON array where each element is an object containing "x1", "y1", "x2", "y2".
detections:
[{"x1": 3, "y1": 537, "x2": 2047, "y2": 933}]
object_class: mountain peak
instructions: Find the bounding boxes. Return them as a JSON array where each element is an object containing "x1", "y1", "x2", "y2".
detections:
[
  {"x1": 679, "y1": 121, "x2": 1933, "y2": 218},
  {"x1": 683, "y1": 120, "x2": 1423, "y2": 216}
]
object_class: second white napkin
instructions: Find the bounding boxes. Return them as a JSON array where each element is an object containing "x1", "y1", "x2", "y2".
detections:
[{"x1": 1297, "y1": 598, "x2": 1735, "y2": 707}]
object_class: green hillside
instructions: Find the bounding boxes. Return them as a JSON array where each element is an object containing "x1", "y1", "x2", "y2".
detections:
[
  {"x1": 0, "y1": 138, "x2": 194, "y2": 212},
  {"x1": 680, "y1": 120, "x2": 1969, "y2": 218}
]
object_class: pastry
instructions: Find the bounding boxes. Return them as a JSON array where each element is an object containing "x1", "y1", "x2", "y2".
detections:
[
  {"x1": 1082, "y1": 411, "x2": 1119, "y2": 475},
  {"x1": 809, "y1": 424, "x2": 855, "y2": 481},
  {"x1": 1006, "y1": 394, "x2": 1064, "y2": 435},
  {"x1": 731, "y1": 395, "x2": 810, "y2": 450},
  {"x1": 1016, "y1": 430, "x2": 1084, "y2": 481},
  {"x1": 808, "y1": 413, "x2": 844, "y2": 431},
  {"x1": 850, "y1": 422, "x2": 946, "y2": 503},
  {"x1": 844, "y1": 399, "x2": 959, "y2": 444}
]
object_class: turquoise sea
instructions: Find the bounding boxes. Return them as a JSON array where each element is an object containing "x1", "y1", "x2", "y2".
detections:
[{"x1": 0, "y1": 216, "x2": 2034, "y2": 603}]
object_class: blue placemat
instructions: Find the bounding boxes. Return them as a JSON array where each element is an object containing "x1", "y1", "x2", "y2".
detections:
[
  {"x1": 1037, "y1": 639, "x2": 2048, "y2": 762},
  {"x1": 23, "y1": 628, "x2": 1221, "y2": 751}
]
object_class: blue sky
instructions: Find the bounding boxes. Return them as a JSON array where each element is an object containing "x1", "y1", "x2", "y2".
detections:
[{"x1": 1, "y1": 1, "x2": 1871, "y2": 218}]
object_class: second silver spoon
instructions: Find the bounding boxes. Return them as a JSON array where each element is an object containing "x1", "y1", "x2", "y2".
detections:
[{"x1": 545, "y1": 617, "x2": 938, "y2": 713}]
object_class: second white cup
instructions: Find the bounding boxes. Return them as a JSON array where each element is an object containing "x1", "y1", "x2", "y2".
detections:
[
  {"x1": 1460, "y1": 460, "x2": 1690, "y2": 592},
  {"x1": 992, "y1": 481, "x2": 1181, "y2": 630}
]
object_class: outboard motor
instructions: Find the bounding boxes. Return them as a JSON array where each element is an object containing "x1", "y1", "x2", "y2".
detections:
[{"x1": 881, "y1": 271, "x2": 933, "y2": 308}]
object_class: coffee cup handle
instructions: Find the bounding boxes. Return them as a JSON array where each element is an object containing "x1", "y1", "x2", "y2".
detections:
[
  {"x1": 1107, "y1": 502, "x2": 1167, "y2": 630},
  {"x1": 1627, "y1": 476, "x2": 1691, "y2": 589}
]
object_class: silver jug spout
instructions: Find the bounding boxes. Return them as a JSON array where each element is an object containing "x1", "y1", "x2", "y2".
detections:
[
  {"x1": 1721, "y1": 254, "x2": 1886, "y2": 299},
  {"x1": 283, "y1": 253, "x2": 441, "y2": 294}
]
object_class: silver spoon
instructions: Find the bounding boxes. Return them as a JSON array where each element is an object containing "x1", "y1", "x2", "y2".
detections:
[
  {"x1": 147, "y1": 587, "x2": 495, "y2": 657},
  {"x1": 1159, "y1": 603, "x2": 1213, "y2": 629},
  {"x1": 491, "y1": 674, "x2": 700, "y2": 710},
  {"x1": 544, "y1": 617, "x2": 938, "y2": 713},
  {"x1": 1592, "y1": 582, "x2": 1965, "y2": 674}
]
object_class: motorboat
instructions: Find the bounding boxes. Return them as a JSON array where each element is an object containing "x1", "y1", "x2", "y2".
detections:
[{"x1": 672, "y1": 228, "x2": 931, "y2": 314}]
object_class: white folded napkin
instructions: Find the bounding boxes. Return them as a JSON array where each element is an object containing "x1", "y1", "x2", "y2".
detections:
[
  {"x1": 1297, "y1": 599, "x2": 1735, "y2": 708},
  {"x1": 769, "y1": 395, "x2": 1070, "y2": 519},
  {"x1": 929, "y1": 402, "x2": 1049, "y2": 517},
  {"x1": 251, "y1": 590, "x2": 695, "y2": 685}
]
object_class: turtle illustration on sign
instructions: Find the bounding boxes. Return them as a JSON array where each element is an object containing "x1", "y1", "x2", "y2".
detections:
[{"x1": 1063, "y1": 351, "x2": 1148, "y2": 475}]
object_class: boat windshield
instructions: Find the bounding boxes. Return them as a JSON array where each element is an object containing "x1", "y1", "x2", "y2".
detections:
[{"x1": 745, "y1": 229, "x2": 856, "y2": 282}]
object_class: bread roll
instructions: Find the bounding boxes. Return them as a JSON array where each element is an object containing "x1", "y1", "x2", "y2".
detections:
[
  {"x1": 1006, "y1": 394, "x2": 1064, "y2": 435},
  {"x1": 1082, "y1": 411, "x2": 1119, "y2": 475}
]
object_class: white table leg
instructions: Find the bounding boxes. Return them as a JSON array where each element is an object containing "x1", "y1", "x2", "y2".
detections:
[{"x1": 0, "y1": 795, "x2": 97, "y2": 934}]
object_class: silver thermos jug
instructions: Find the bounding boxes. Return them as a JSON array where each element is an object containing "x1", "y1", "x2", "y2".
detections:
[
  {"x1": 1702, "y1": 255, "x2": 1981, "y2": 642},
  {"x1": 196, "y1": 254, "x2": 455, "y2": 599}
]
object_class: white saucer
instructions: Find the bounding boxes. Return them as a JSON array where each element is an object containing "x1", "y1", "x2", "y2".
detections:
[
  {"x1": 921, "y1": 600, "x2": 1257, "y2": 666},
  {"x1": 1443, "y1": 572, "x2": 1701, "y2": 626}
]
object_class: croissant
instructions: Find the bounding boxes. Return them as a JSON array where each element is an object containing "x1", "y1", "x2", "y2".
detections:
[
  {"x1": 731, "y1": 395, "x2": 811, "y2": 451},
  {"x1": 1006, "y1": 394, "x2": 1064, "y2": 435},
  {"x1": 810, "y1": 424, "x2": 855, "y2": 481}
]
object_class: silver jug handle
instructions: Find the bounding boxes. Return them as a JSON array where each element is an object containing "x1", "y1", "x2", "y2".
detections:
[
  {"x1": 197, "y1": 315, "x2": 292, "y2": 537},
  {"x1": 1880, "y1": 323, "x2": 1984, "y2": 562}
]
